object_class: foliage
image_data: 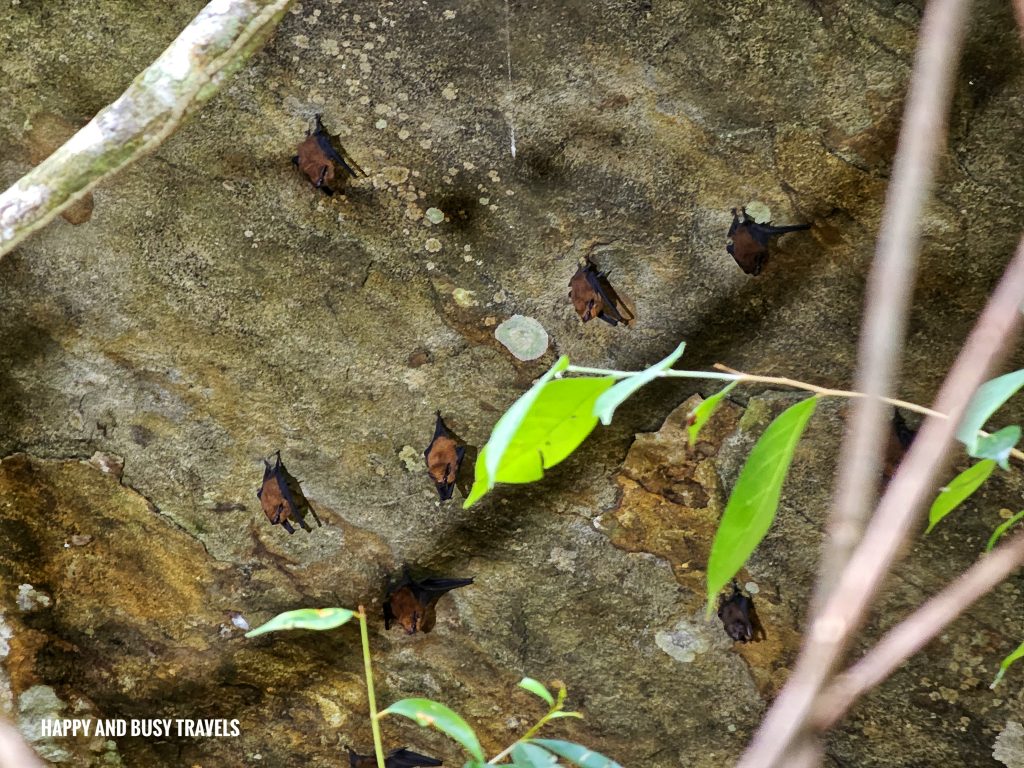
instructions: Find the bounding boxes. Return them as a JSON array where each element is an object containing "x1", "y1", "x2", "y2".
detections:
[{"x1": 246, "y1": 610, "x2": 615, "y2": 768}]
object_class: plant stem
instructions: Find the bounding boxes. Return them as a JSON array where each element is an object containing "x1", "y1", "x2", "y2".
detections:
[
  {"x1": 562, "y1": 362, "x2": 1024, "y2": 464},
  {"x1": 358, "y1": 605, "x2": 387, "y2": 768},
  {"x1": 486, "y1": 712, "x2": 553, "y2": 764}
]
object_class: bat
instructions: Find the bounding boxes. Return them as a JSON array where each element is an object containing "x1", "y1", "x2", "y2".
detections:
[
  {"x1": 883, "y1": 409, "x2": 916, "y2": 482},
  {"x1": 568, "y1": 258, "x2": 635, "y2": 326},
  {"x1": 347, "y1": 747, "x2": 443, "y2": 768},
  {"x1": 256, "y1": 451, "x2": 322, "y2": 534},
  {"x1": 292, "y1": 114, "x2": 366, "y2": 196},
  {"x1": 384, "y1": 568, "x2": 474, "y2": 635},
  {"x1": 726, "y1": 207, "x2": 811, "y2": 275},
  {"x1": 424, "y1": 412, "x2": 466, "y2": 501},
  {"x1": 717, "y1": 584, "x2": 764, "y2": 643}
]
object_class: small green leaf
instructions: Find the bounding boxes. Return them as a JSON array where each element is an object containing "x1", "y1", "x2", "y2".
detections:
[
  {"x1": 380, "y1": 699, "x2": 484, "y2": 762},
  {"x1": 531, "y1": 740, "x2": 622, "y2": 768},
  {"x1": 245, "y1": 608, "x2": 355, "y2": 637},
  {"x1": 546, "y1": 711, "x2": 583, "y2": 720},
  {"x1": 986, "y1": 509, "x2": 1024, "y2": 552},
  {"x1": 972, "y1": 425, "x2": 1021, "y2": 470},
  {"x1": 465, "y1": 371, "x2": 615, "y2": 508},
  {"x1": 518, "y1": 677, "x2": 555, "y2": 706},
  {"x1": 485, "y1": 356, "x2": 570, "y2": 481},
  {"x1": 706, "y1": 397, "x2": 818, "y2": 612},
  {"x1": 956, "y1": 370, "x2": 1024, "y2": 454},
  {"x1": 593, "y1": 342, "x2": 686, "y2": 426},
  {"x1": 512, "y1": 743, "x2": 559, "y2": 768},
  {"x1": 687, "y1": 381, "x2": 739, "y2": 448},
  {"x1": 926, "y1": 459, "x2": 997, "y2": 533},
  {"x1": 991, "y1": 639, "x2": 1024, "y2": 688}
]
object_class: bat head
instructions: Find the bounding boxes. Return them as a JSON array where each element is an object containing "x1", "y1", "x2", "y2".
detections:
[
  {"x1": 425, "y1": 415, "x2": 465, "y2": 500},
  {"x1": 569, "y1": 263, "x2": 604, "y2": 323}
]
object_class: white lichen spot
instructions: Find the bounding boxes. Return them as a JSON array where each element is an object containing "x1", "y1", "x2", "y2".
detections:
[
  {"x1": 655, "y1": 619, "x2": 709, "y2": 663},
  {"x1": 425, "y1": 238, "x2": 442, "y2": 253},
  {"x1": 244, "y1": 229, "x2": 254, "y2": 238},
  {"x1": 744, "y1": 581, "x2": 760, "y2": 595},
  {"x1": 463, "y1": 254, "x2": 474, "y2": 262},
  {"x1": 488, "y1": 170, "x2": 501, "y2": 182},
  {"x1": 321, "y1": 39, "x2": 340, "y2": 55},
  {"x1": 425, "y1": 261, "x2": 436, "y2": 271},
  {"x1": 380, "y1": 166, "x2": 410, "y2": 185},
  {"x1": 492, "y1": 290, "x2": 507, "y2": 303},
  {"x1": 425, "y1": 208, "x2": 445, "y2": 224},
  {"x1": 548, "y1": 547, "x2": 578, "y2": 574},
  {"x1": 442, "y1": 84, "x2": 458, "y2": 101},
  {"x1": 744, "y1": 200, "x2": 772, "y2": 224},
  {"x1": 398, "y1": 128, "x2": 411, "y2": 140},
  {"x1": 398, "y1": 445, "x2": 422, "y2": 471},
  {"x1": 495, "y1": 315, "x2": 549, "y2": 361},
  {"x1": 375, "y1": 119, "x2": 388, "y2": 130},
  {"x1": 463, "y1": 161, "x2": 476, "y2": 170},
  {"x1": 994, "y1": 721, "x2": 1024, "y2": 768},
  {"x1": 419, "y1": 139, "x2": 433, "y2": 150},
  {"x1": 452, "y1": 288, "x2": 476, "y2": 307},
  {"x1": 443, "y1": 9, "x2": 456, "y2": 19},
  {"x1": 291, "y1": 34, "x2": 311, "y2": 49},
  {"x1": 479, "y1": 197, "x2": 490, "y2": 205},
  {"x1": 16, "y1": 584, "x2": 51, "y2": 612}
]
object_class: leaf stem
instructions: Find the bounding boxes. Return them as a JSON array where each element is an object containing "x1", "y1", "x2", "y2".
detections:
[
  {"x1": 486, "y1": 712, "x2": 553, "y2": 765},
  {"x1": 562, "y1": 362, "x2": 1024, "y2": 463},
  {"x1": 358, "y1": 605, "x2": 387, "y2": 768}
]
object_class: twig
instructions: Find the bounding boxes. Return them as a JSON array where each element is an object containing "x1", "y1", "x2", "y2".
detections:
[
  {"x1": 737, "y1": 233, "x2": 1024, "y2": 768},
  {"x1": 0, "y1": 0, "x2": 294, "y2": 258},
  {"x1": 815, "y1": 0, "x2": 975, "y2": 607},
  {"x1": 814, "y1": 530, "x2": 1024, "y2": 729},
  {"x1": 0, "y1": 719, "x2": 45, "y2": 768}
]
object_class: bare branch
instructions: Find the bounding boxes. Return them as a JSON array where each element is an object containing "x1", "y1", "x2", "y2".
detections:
[
  {"x1": 738, "y1": 232, "x2": 1024, "y2": 768},
  {"x1": 0, "y1": 0, "x2": 294, "y2": 259},
  {"x1": 815, "y1": 0, "x2": 973, "y2": 607},
  {"x1": 814, "y1": 530, "x2": 1024, "y2": 729},
  {"x1": 0, "y1": 719, "x2": 45, "y2": 768}
]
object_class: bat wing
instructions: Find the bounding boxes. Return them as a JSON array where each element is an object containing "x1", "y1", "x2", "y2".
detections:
[
  {"x1": 414, "y1": 577, "x2": 474, "y2": 605},
  {"x1": 385, "y1": 748, "x2": 443, "y2": 768},
  {"x1": 314, "y1": 133, "x2": 363, "y2": 180},
  {"x1": 584, "y1": 269, "x2": 631, "y2": 326},
  {"x1": 383, "y1": 599, "x2": 396, "y2": 630}
]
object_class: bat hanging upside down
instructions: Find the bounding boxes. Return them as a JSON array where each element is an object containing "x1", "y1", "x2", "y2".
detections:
[
  {"x1": 717, "y1": 583, "x2": 765, "y2": 643},
  {"x1": 384, "y1": 568, "x2": 474, "y2": 635},
  {"x1": 424, "y1": 411, "x2": 466, "y2": 501},
  {"x1": 726, "y1": 207, "x2": 811, "y2": 276},
  {"x1": 256, "y1": 451, "x2": 322, "y2": 534},
  {"x1": 568, "y1": 257, "x2": 634, "y2": 326},
  {"x1": 292, "y1": 114, "x2": 366, "y2": 196}
]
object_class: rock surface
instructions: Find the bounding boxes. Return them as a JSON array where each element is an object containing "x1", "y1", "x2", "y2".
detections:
[{"x1": 1, "y1": 0, "x2": 1024, "y2": 766}]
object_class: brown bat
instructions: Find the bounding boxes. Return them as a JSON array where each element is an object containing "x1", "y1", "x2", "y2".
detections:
[
  {"x1": 424, "y1": 412, "x2": 466, "y2": 501},
  {"x1": 718, "y1": 584, "x2": 765, "y2": 643},
  {"x1": 568, "y1": 258, "x2": 634, "y2": 326},
  {"x1": 384, "y1": 568, "x2": 474, "y2": 634},
  {"x1": 727, "y1": 207, "x2": 811, "y2": 275},
  {"x1": 292, "y1": 114, "x2": 365, "y2": 196},
  {"x1": 883, "y1": 409, "x2": 916, "y2": 482},
  {"x1": 347, "y1": 747, "x2": 443, "y2": 768},
  {"x1": 256, "y1": 451, "x2": 322, "y2": 534}
]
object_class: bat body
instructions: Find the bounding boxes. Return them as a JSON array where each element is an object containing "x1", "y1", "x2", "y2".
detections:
[
  {"x1": 883, "y1": 409, "x2": 916, "y2": 482},
  {"x1": 292, "y1": 114, "x2": 365, "y2": 196},
  {"x1": 568, "y1": 258, "x2": 634, "y2": 326},
  {"x1": 347, "y1": 747, "x2": 443, "y2": 768},
  {"x1": 726, "y1": 207, "x2": 811, "y2": 275},
  {"x1": 718, "y1": 585, "x2": 764, "y2": 643},
  {"x1": 424, "y1": 412, "x2": 466, "y2": 501},
  {"x1": 384, "y1": 569, "x2": 474, "y2": 635},
  {"x1": 256, "y1": 451, "x2": 322, "y2": 534}
]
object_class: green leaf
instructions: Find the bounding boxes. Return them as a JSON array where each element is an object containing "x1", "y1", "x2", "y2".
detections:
[
  {"x1": 991, "y1": 639, "x2": 1024, "y2": 688},
  {"x1": 986, "y1": 509, "x2": 1024, "y2": 552},
  {"x1": 244, "y1": 608, "x2": 355, "y2": 637},
  {"x1": 512, "y1": 743, "x2": 559, "y2": 768},
  {"x1": 464, "y1": 368, "x2": 615, "y2": 508},
  {"x1": 518, "y1": 677, "x2": 555, "y2": 707},
  {"x1": 956, "y1": 370, "x2": 1024, "y2": 454},
  {"x1": 380, "y1": 699, "x2": 484, "y2": 762},
  {"x1": 545, "y1": 711, "x2": 583, "y2": 720},
  {"x1": 531, "y1": 740, "x2": 622, "y2": 768},
  {"x1": 687, "y1": 381, "x2": 739, "y2": 448},
  {"x1": 972, "y1": 425, "x2": 1021, "y2": 470},
  {"x1": 926, "y1": 460, "x2": 997, "y2": 534},
  {"x1": 593, "y1": 342, "x2": 686, "y2": 426},
  {"x1": 706, "y1": 397, "x2": 818, "y2": 612}
]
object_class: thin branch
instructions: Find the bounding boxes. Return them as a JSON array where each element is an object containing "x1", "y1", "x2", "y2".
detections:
[
  {"x1": 0, "y1": 0, "x2": 294, "y2": 258},
  {"x1": 815, "y1": 0, "x2": 974, "y2": 609},
  {"x1": 738, "y1": 233, "x2": 1024, "y2": 768},
  {"x1": 1014, "y1": 0, "x2": 1024, "y2": 41},
  {"x1": 0, "y1": 720, "x2": 45, "y2": 768},
  {"x1": 814, "y1": 530, "x2": 1024, "y2": 729}
]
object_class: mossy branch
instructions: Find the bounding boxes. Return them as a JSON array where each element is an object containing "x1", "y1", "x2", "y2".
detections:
[{"x1": 0, "y1": 0, "x2": 294, "y2": 259}]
